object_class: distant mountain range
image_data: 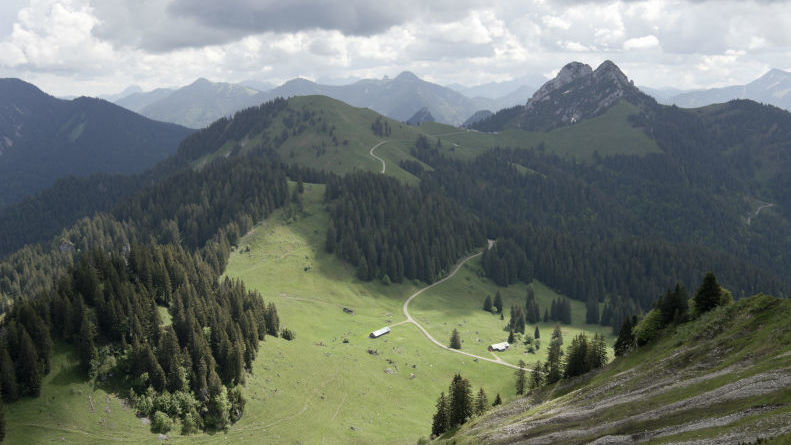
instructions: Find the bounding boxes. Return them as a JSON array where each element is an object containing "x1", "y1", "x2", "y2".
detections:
[
  {"x1": 0, "y1": 78, "x2": 192, "y2": 207},
  {"x1": 107, "y1": 72, "x2": 535, "y2": 128},
  {"x1": 663, "y1": 68, "x2": 791, "y2": 110}
]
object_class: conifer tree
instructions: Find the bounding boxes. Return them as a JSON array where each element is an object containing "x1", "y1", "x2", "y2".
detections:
[
  {"x1": 474, "y1": 388, "x2": 489, "y2": 416},
  {"x1": 551, "y1": 325, "x2": 563, "y2": 345},
  {"x1": 449, "y1": 329, "x2": 462, "y2": 350},
  {"x1": 658, "y1": 283, "x2": 689, "y2": 325},
  {"x1": 431, "y1": 392, "x2": 450, "y2": 437},
  {"x1": 508, "y1": 304, "x2": 526, "y2": 333},
  {"x1": 483, "y1": 295, "x2": 493, "y2": 312},
  {"x1": 614, "y1": 315, "x2": 637, "y2": 357},
  {"x1": 493, "y1": 291, "x2": 503, "y2": 314},
  {"x1": 0, "y1": 347, "x2": 18, "y2": 402},
  {"x1": 448, "y1": 374, "x2": 473, "y2": 427},
  {"x1": 546, "y1": 331, "x2": 563, "y2": 384},
  {"x1": 515, "y1": 360, "x2": 527, "y2": 395},
  {"x1": 588, "y1": 333, "x2": 608, "y2": 369},
  {"x1": 507, "y1": 330, "x2": 515, "y2": 344},
  {"x1": 492, "y1": 393, "x2": 502, "y2": 406},
  {"x1": 534, "y1": 325, "x2": 540, "y2": 339},
  {"x1": 564, "y1": 333, "x2": 590, "y2": 378},
  {"x1": 16, "y1": 328, "x2": 41, "y2": 397},
  {"x1": 531, "y1": 361, "x2": 544, "y2": 388},
  {"x1": 77, "y1": 316, "x2": 98, "y2": 378},
  {"x1": 694, "y1": 272, "x2": 722, "y2": 315}
]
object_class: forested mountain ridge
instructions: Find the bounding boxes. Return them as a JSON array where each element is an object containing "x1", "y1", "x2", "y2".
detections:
[{"x1": 0, "y1": 78, "x2": 192, "y2": 207}]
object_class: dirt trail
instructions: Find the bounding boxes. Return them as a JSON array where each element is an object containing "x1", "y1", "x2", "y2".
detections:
[
  {"x1": 747, "y1": 202, "x2": 773, "y2": 226},
  {"x1": 369, "y1": 141, "x2": 387, "y2": 174},
  {"x1": 395, "y1": 241, "x2": 526, "y2": 371}
]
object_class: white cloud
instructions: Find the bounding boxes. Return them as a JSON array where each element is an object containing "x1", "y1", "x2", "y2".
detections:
[
  {"x1": 623, "y1": 35, "x2": 660, "y2": 50},
  {"x1": 0, "y1": 0, "x2": 789, "y2": 96}
]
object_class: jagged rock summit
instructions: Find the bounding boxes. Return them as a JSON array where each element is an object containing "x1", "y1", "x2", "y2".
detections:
[
  {"x1": 520, "y1": 60, "x2": 651, "y2": 130},
  {"x1": 470, "y1": 60, "x2": 654, "y2": 132},
  {"x1": 527, "y1": 61, "x2": 593, "y2": 108}
]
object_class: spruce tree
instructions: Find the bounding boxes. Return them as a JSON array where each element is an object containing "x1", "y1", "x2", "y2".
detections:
[
  {"x1": 492, "y1": 393, "x2": 502, "y2": 406},
  {"x1": 17, "y1": 328, "x2": 41, "y2": 397},
  {"x1": 507, "y1": 330, "x2": 515, "y2": 344},
  {"x1": 448, "y1": 374, "x2": 473, "y2": 427},
  {"x1": 474, "y1": 388, "x2": 489, "y2": 416},
  {"x1": 449, "y1": 329, "x2": 462, "y2": 350},
  {"x1": 431, "y1": 392, "x2": 450, "y2": 437},
  {"x1": 534, "y1": 326, "x2": 540, "y2": 339},
  {"x1": 515, "y1": 360, "x2": 527, "y2": 395},
  {"x1": 588, "y1": 333, "x2": 608, "y2": 369},
  {"x1": 546, "y1": 333, "x2": 563, "y2": 384},
  {"x1": 551, "y1": 325, "x2": 563, "y2": 345},
  {"x1": 0, "y1": 347, "x2": 18, "y2": 402},
  {"x1": 483, "y1": 295, "x2": 493, "y2": 312},
  {"x1": 614, "y1": 315, "x2": 637, "y2": 357},
  {"x1": 531, "y1": 361, "x2": 544, "y2": 388},
  {"x1": 78, "y1": 316, "x2": 98, "y2": 378},
  {"x1": 694, "y1": 272, "x2": 722, "y2": 316},
  {"x1": 564, "y1": 333, "x2": 590, "y2": 378},
  {"x1": 493, "y1": 291, "x2": 503, "y2": 314}
]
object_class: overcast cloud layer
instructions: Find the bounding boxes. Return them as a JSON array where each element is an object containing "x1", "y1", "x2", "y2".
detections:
[{"x1": 0, "y1": 0, "x2": 789, "y2": 96}]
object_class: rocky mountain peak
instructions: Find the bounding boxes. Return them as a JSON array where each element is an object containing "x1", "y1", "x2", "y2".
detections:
[
  {"x1": 517, "y1": 60, "x2": 650, "y2": 130},
  {"x1": 527, "y1": 62, "x2": 593, "y2": 107}
]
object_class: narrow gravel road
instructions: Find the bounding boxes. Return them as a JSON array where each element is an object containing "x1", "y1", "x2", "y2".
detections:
[
  {"x1": 398, "y1": 242, "x2": 525, "y2": 371},
  {"x1": 369, "y1": 141, "x2": 387, "y2": 174}
]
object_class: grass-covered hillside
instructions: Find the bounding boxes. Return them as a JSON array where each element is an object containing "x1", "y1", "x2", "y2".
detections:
[{"x1": 443, "y1": 294, "x2": 791, "y2": 444}]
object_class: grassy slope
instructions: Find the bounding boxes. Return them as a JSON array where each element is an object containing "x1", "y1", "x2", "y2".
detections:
[
  {"x1": 409, "y1": 263, "x2": 615, "y2": 366},
  {"x1": 194, "y1": 97, "x2": 659, "y2": 181},
  {"x1": 420, "y1": 101, "x2": 661, "y2": 160},
  {"x1": 193, "y1": 95, "x2": 430, "y2": 184},
  {"x1": 447, "y1": 294, "x2": 791, "y2": 444}
]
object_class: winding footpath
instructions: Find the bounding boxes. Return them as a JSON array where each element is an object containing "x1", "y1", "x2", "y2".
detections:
[
  {"x1": 398, "y1": 241, "x2": 525, "y2": 370},
  {"x1": 369, "y1": 141, "x2": 387, "y2": 174},
  {"x1": 747, "y1": 202, "x2": 774, "y2": 226}
]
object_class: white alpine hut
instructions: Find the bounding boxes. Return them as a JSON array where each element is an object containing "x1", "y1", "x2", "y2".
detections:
[
  {"x1": 488, "y1": 342, "x2": 510, "y2": 352},
  {"x1": 370, "y1": 326, "x2": 391, "y2": 338}
]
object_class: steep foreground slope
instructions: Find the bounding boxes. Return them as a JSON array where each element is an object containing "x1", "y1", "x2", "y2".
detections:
[{"x1": 444, "y1": 294, "x2": 791, "y2": 444}]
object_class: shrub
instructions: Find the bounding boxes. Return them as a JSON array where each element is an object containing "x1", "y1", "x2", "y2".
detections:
[
  {"x1": 633, "y1": 309, "x2": 663, "y2": 346},
  {"x1": 151, "y1": 410, "x2": 172, "y2": 434},
  {"x1": 281, "y1": 328, "x2": 295, "y2": 341}
]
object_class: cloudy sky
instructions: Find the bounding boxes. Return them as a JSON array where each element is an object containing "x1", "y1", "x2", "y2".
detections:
[{"x1": 0, "y1": 0, "x2": 789, "y2": 97}]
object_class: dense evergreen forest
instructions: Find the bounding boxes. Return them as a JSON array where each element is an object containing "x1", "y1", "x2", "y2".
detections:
[
  {"x1": 324, "y1": 172, "x2": 485, "y2": 283},
  {"x1": 0, "y1": 153, "x2": 290, "y2": 432},
  {"x1": 410, "y1": 136, "x2": 788, "y2": 330}
]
